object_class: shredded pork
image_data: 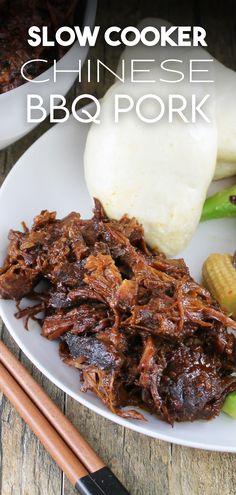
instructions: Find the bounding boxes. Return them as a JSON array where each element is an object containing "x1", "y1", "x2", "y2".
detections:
[{"x1": 1, "y1": 200, "x2": 236, "y2": 424}]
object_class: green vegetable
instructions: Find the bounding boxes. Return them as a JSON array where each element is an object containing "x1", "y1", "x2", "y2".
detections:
[
  {"x1": 201, "y1": 184, "x2": 236, "y2": 221},
  {"x1": 223, "y1": 392, "x2": 236, "y2": 419}
]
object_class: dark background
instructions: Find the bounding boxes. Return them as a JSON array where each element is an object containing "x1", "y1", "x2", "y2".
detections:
[{"x1": 93, "y1": 0, "x2": 236, "y2": 75}]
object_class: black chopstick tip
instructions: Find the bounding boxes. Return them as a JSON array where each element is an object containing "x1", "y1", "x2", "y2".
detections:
[
  {"x1": 75, "y1": 474, "x2": 104, "y2": 495},
  {"x1": 77, "y1": 467, "x2": 130, "y2": 495},
  {"x1": 76, "y1": 467, "x2": 130, "y2": 495}
]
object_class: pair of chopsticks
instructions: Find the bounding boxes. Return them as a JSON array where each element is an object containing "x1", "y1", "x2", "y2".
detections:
[{"x1": 0, "y1": 341, "x2": 130, "y2": 495}]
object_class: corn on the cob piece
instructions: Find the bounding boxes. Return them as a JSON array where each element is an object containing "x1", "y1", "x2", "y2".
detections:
[{"x1": 202, "y1": 253, "x2": 236, "y2": 318}]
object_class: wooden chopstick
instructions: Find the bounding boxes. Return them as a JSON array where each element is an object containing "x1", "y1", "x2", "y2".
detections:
[
  {"x1": 0, "y1": 362, "x2": 103, "y2": 494},
  {"x1": 0, "y1": 341, "x2": 130, "y2": 494},
  {"x1": 0, "y1": 340, "x2": 104, "y2": 473}
]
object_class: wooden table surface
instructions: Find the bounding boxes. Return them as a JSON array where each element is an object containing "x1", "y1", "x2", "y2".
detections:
[{"x1": 1, "y1": 1, "x2": 236, "y2": 494}]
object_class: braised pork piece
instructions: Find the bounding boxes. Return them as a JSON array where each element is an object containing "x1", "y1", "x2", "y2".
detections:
[{"x1": 1, "y1": 200, "x2": 236, "y2": 424}]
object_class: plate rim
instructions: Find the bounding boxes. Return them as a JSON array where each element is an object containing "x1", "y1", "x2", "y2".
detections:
[{"x1": 1, "y1": 105, "x2": 236, "y2": 453}]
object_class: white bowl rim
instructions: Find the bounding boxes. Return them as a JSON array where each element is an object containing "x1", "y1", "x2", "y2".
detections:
[{"x1": 0, "y1": 0, "x2": 98, "y2": 99}]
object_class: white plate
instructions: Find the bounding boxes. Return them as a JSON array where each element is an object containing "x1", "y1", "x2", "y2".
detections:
[{"x1": 0, "y1": 104, "x2": 236, "y2": 452}]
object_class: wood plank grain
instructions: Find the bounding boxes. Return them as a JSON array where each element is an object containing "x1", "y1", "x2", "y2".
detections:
[
  {"x1": 169, "y1": 445, "x2": 236, "y2": 495},
  {"x1": 0, "y1": 325, "x2": 63, "y2": 495}
]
